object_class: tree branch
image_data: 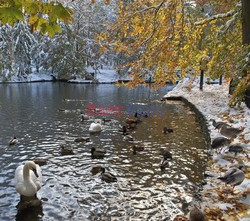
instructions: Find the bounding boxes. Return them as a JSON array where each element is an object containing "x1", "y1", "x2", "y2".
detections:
[{"x1": 195, "y1": 3, "x2": 241, "y2": 26}]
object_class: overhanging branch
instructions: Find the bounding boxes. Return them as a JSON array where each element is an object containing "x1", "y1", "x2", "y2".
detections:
[{"x1": 195, "y1": 3, "x2": 241, "y2": 26}]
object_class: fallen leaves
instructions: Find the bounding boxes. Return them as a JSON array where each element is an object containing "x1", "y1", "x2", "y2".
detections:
[{"x1": 173, "y1": 215, "x2": 189, "y2": 221}]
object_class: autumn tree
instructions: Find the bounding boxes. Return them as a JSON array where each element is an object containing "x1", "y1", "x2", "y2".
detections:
[
  {"x1": 103, "y1": 0, "x2": 250, "y2": 105},
  {"x1": 0, "y1": 0, "x2": 72, "y2": 36}
]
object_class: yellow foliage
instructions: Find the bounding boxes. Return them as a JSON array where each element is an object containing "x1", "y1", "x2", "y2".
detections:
[{"x1": 102, "y1": 0, "x2": 250, "y2": 104}]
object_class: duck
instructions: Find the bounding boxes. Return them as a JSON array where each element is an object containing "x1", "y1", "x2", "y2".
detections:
[
  {"x1": 135, "y1": 117, "x2": 142, "y2": 124},
  {"x1": 160, "y1": 159, "x2": 169, "y2": 170},
  {"x1": 91, "y1": 166, "x2": 105, "y2": 175},
  {"x1": 123, "y1": 135, "x2": 134, "y2": 142},
  {"x1": 134, "y1": 111, "x2": 138, "y2": 118},
  {"x1": 189, "y1": 205, "x2": 206, "y2": 221},
  {"x1": 211, "y1": 137, "x2": 231, "y2": 150},
  {"x1": 89, "y1": 120, "x2": 102, "y2": 133},
  {"x1": 9, "y1": 137, "x2": 18, "y2": 145},
  {"x1": 159, "y1": 148, "x2": 172, "y2": 160},
  {"x1": 219, "y1": 124, "x2": 243, "y2": 139},
  {"x1": 80, "y1": 112, "x2": 90, "y2": 122},
  {"x1": 143, "y1": 111, "x2": 148, "y2": 118},
  {"x1": 33, "y1": 159, "x2": 47, "y2": 166},
  {"x1": 91, "y1": 147, "x2": 106, "y2": 159},
  {"x1": 100, "y1": 168, "x2": 117, "y2": 183},
  {"x1": 127, "y1": 123, "x2": 137, "y2": 129},
  {"x1": 163, "y1": 127, "x2": 174, "y2": 134},
  {"x1": 74, "y1": 137, "x2": 90, "y2": 142},
  {"x1": 119, "y1": 125, "x2": 128, "y2": 135},
  {"x1": 210, "y1": 119, "x2": 229, "y2": 130},
  {"x1": 227, "y1": 144, "x2": 244, "y2": 155},
  {"x1": 218, "y1": 167, "x2": 245, "y2": 189},
  {"x1": 132, "y1": 145, "x2": 144, "y2": 155},
  {"x1": 14, "y1": 161, "x2": 42, "y2": 198},
  {"x1": 80, "y1": 112, "x2": 85, "y2": 122},
  {"x1": 102, "y1": 118, "x2": 112, "y2": 124},
  {"x1": 125, "y1": 118, "x2": 137, "y2": 126},
  {"x1": 60, "y1": 144, "x2": 74, "y2": 155},
  {"x1": 229, "y1": 163, "x2": 245, "y2": 170}
]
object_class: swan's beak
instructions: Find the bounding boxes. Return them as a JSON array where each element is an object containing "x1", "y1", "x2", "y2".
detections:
[{"x1": 33, "y1": 168, "x2": 39, "y2": 177}]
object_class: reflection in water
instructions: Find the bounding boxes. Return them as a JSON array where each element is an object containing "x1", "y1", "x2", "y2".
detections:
[
  {"x1": 0, "y1": 83, "x2": 209, "y2": 221},
  {"x1": 16, "y1": 199, "x2": 43, "y2": 221}
]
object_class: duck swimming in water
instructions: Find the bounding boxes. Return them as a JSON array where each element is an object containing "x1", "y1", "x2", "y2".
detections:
[
  {"x1": 60, "y1": 145, "x2": 74, "y2": 155},
  {"x1": 100, "y1": 168, "x2": 117, "y2": 183},
  {"x1": 9, "y1": 137, "x2": 18, "y2": 145},
  {"x1": 160, "y1": 159, "x2": 169, "y2": 171},
  {"x1": 91, "y1": 147, "x2": 106, "y2": 159},
  {"x1": 163, "y1": 127, "x2": 174, "y2": 134},
  {"x1": 74, "y1": 137, "x2": 90, "y2": 142},
  {"x1": 132, "y1": 145, "x2": 144, "y2": 155},
  {"x1": 159, "y1": 148, "x2": 172, "y2": 160}
]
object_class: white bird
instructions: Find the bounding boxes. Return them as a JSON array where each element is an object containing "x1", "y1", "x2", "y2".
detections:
[
  {"x1": 89, "y1": 120, "x2": 102, "y2": 133},
  {"x1": 15, "y1": 161, "x2": 42, "y2": 198}
]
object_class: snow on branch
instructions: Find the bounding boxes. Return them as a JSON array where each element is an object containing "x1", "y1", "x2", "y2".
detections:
[
  {"x1": 216, "y1": 10, "x2": 240, "y2": 40},
  {"x1": 194, "y1": 3, "x2": 241, "y2": 26},
  {"x1": 134, "y1": 0, "x2": 166, "y2": 14}
]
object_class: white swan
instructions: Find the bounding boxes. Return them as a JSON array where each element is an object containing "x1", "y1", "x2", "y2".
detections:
[
  {"x1": 14, "y1": 161, "x2": 42, "y2": 197},
  {"x1": 89, "y1": 120, "x2": 102, "y2": 133}
]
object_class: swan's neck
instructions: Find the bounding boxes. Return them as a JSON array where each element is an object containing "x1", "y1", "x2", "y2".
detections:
[
  {"x1": 23, "y1": 164, "x2": 31, "y2": 180},
  {"x1": 23, "y1": 164, "x2": 37, "y2": 192}
]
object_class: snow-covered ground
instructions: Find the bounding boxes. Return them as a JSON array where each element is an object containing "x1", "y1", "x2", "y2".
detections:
[
  {"x1": 0, "y1": 71, "x2": 54, "y2": 83},
  {"x1": 164, "y1": 77, "x2": 250, "y2": 220},
  {"x1": 69, "y1": 66, "x2": 132, "y2": 84},
  {"x1": 0, "y1": 67, "x2": 132, "y2": 84},
  {"x1": 68, "y1": 66, "x2": 121, "y2": 83}
]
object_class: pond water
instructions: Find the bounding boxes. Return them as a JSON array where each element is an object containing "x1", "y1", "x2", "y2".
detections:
[{"x1": 0, "y1": 83, "x2": 209, "y2": 221}]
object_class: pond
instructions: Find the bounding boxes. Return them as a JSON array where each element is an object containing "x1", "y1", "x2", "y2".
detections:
[{"x1": 0, "y1": 83, "x2": 208, "y2": 221}]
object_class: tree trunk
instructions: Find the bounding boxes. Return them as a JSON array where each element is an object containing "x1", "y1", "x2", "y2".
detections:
[
  {"x1": 200, "y1": 70, "x2": 204, "y2": 90},
  {"x1": 242, "y1": 0, "x2": 250, "y2": 44}
]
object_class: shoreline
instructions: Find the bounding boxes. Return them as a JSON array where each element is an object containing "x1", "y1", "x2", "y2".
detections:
[
  {"x1": 0, "y1": 80, "x2": 117, "y2": 84},
  {"x1": 163, "y1": 79, "x2": 250, "y2": 220}
]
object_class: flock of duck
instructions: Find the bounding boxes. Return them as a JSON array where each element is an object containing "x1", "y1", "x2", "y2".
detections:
[
  {"x1": 8, "y1": 110, "x2": 247, "y2": 221},
  {"x1": 10, "y1": 110, "x2": 174, "y2": 206},
  {"x1": 210, "y1": 119, "x2": 247, "y2": 189}
]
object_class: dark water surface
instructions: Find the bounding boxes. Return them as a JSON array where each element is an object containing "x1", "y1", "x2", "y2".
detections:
[{"x1": 0, "y1": 83, "x2": 208, "y2": 221}]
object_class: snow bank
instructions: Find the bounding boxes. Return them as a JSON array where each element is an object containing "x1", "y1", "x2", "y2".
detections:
[
  {"x1": 0, "y1": 72, "x2": 53, "y2": 83},
  {"x1": 68, "y1": 67, "x2": 120, "y2": 83},
  {"x1": 68, "y1": 67, "x2": 132, "y2": 84},
  {"x1": 1, "y1": 66, "x2": 132, "y2": 84},
  {"x1": 164, "y1": 77, "x2": 250, "y2": 220}
]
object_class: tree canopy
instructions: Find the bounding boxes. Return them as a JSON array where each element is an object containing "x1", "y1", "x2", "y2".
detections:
[
  {"x1": 101, "y1": 0, "x2": 250, "y2": 105},
  {"x1": 0, "y1": 0, "x2": 249, "y2": 105},
  {"x1": 0, "y1": 0, "x2": 74, "y2": 36}
]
